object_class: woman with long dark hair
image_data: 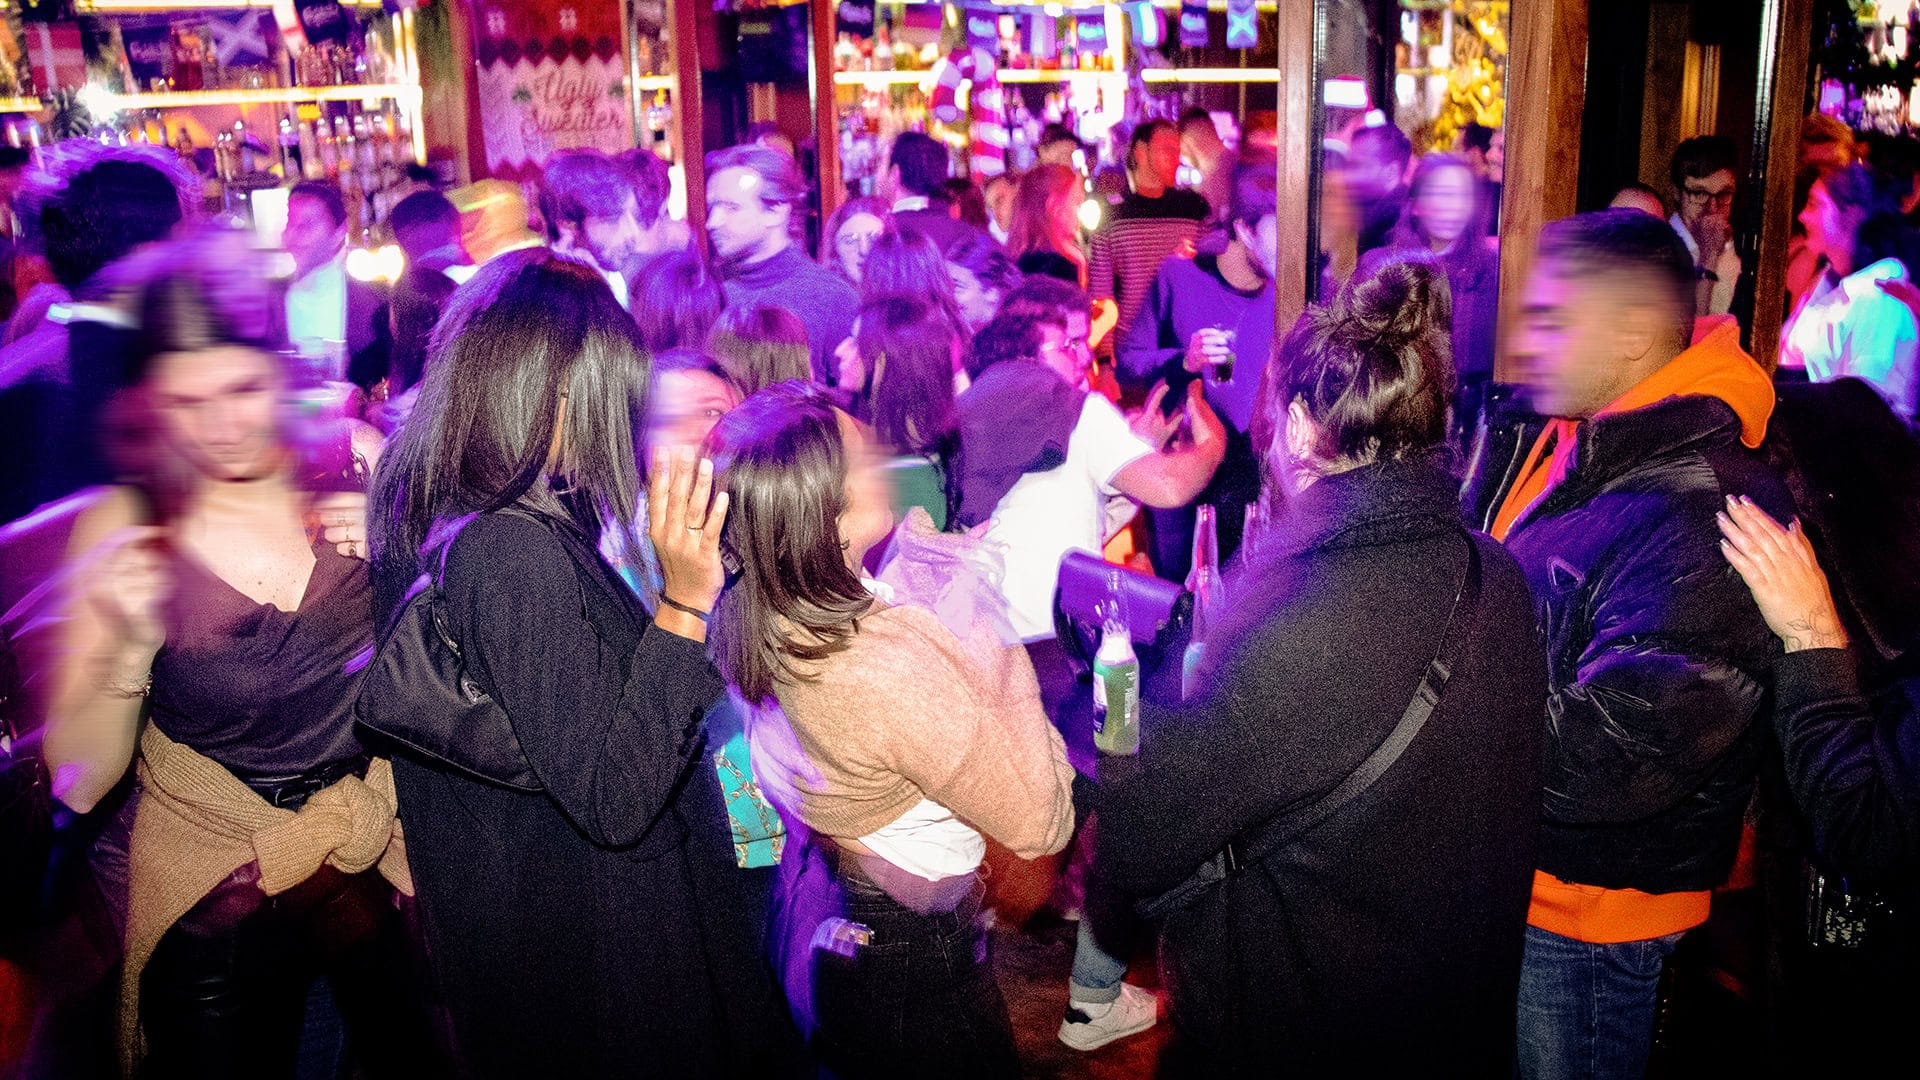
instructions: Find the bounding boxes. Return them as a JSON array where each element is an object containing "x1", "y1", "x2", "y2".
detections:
[
  {"x1": 45, "y1": 228, "x2": 436, "y2": 1077},
  {"x1": 629, "y1": 248, "x2": 725, "y2": 356},
  {"x1": 821, "y1": 195, "x2": 890, "y2": 286},
  {"x1": 708, "y1": 383, "x2": 1074, "y2": 1078},
  {"x1": 363, "y1": 249, "x2": 797, "y2": 1077},
  {"x1": 1096, "y1": 256, "x2": 1547, "y2": 1074},
  {"x1": 1780, "y1": 163, "x2": 1920, "y2": 418},
  {"x1": 1355, "y1": 153, "x2": 1499, "y2": 431},
  {"x1": 832, "y1": 296, "x2": 961, "y2": 528},
  {"x1": 1008, "y1": 163, "x2": 1088, "y2": 286},
  {"x1": 861, "y1": 228, "x2": 969, "y2": 333}
]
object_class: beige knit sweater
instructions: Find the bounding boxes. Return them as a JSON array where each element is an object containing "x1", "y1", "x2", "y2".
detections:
[{"x1": 766, "y1": 603, "x2": 1075, "y2": 860}]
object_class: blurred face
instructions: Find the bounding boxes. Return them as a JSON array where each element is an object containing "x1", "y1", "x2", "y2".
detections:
[
  {"x1": 947, "y1": 263, "x2": 1002, "y2": 333},
  {"x1": 565, "y1": 193, "x2": 644, "y2": 274},
  {"x1": 834, "y1": 321, "x2": 865, "y2": 393},
  {"x1": 707, "y1": 167, "x2": 790, "y2": 263},
  {"x1": 148, "y1": 346, "x2": 284, "y2": 481},
  {"x1": 1182, "y1": 122, "x2": 1225, "y2": 172},
  {"x1": 1413, "y1": 165, "x2": 1478, "y2": 248},
  {"x1": 1050, "y1": 188, "x2": 1083, "y2": 241},
  {"x1": 1798, "y1": 180, "x2": 1854, "y2": 274},
  {"x1": 1487, "y1": 130, "x2": 1505, "y2": 184},
  {"x1": 1510, "y1": 261, "x2": 1639, "y2": 419},
  {"x1": 1134, "y1": 129, "x2": 1183, "y2": 190},
  {"x1": 1235, "y1": 213, "x2": 1279, "y2": 280},
  {"x1": 1036, "y1": 321, "x2": 1091, "y2": 392},
  {"x1": 1038, "y1": 139, "x2": 1079, "y2": 170},
  {"x1": 836, "y1": 412, "x2": 895, "y2": 566},
  {"x1": 1679, "y1": 167, "x2": 1736, "y2": 235},
  {"x1": 283, "y1": 194, "x2": 345, "y2": 278},
  {"x1": 985, "y1": 177, "x2": 1017, "y2": 232},
  {"x1": 650, "y1": 369, "x2": 739, "y2": 456},
  {"x1": 834, "y1": 212, "x2": 884, "y2": 283}
]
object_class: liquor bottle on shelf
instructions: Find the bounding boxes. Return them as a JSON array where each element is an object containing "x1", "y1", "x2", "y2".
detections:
[
  {"x1": 300, "y1": 117, "x2": 324, "y2": 180},
  {"x1": 235, "y1": 120, "x2": 256, "y2": 177},
  {"x1": 279, "y1": 117, "x2": 303, "y2": 179},
  {"x1": 173, "y1": 126, "x2": 194, "y2": 159},
  {"x1": 316, "y1": 118, "x2": 339, "y2": 180},
  {"x1": 874, "y1": 15, "x2": 894, "y2": 71}
]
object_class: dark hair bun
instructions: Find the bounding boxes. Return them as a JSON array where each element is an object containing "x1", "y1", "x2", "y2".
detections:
[{"x1": 1341, "y1": 254, "x2": 1452, "y2": 346}]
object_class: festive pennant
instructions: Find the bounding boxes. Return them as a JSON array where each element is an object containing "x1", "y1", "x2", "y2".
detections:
[
  {"x1": 1227, "y1": 0, "x2": 1258, "y2": 49},
  {"x1": 271, "y1": 0, "x2": 308, "y2": 51},
  {"x1": 964, "y1": 8, "x2": 997, "y2": 52},
  {"x1": 901, "y1": 4, "x2": 944, "y2": 35},
  {"x1": 294, "y1": 0, "x2": 350, "y2": 47},
  {"x1": 1179, "y1": 0, "x2": 1209, "y2": 48},
  {"x1": 835, "y1": 0, "x2": 875, "y2": 39},
  {"x1": 123, "y1": 24, "x2": 173, "y2": 87},
  {"x1": 1028, "y1": 14, "x2": 1057, "y2": 61},
  {"x1": 1130, "y1": 3, "x2": 1166, "y2": 50},
  {"x1": 206, "y1": 11, "x2": 274, "y2": 67},
  {"x1": 1074, "y1": 15, "x2": 1107, "y2": 55},
  {"x1": 27, "y1": 21, "x2": 85, "y2": 93}
]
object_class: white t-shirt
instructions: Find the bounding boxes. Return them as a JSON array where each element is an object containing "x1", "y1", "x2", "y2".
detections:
[
  {"x1": 858, "y1": 798, "x2": 985, "y2": 881},
  {"x1": 984, "y1": 394, "x2": 1154, "y2": 642},
  {"x1": 285, "y1": 257, "x2": 348, "y2": 353},
  {"x1": 1780, "y1": 257, "x2": 1920, "y2": 419}
]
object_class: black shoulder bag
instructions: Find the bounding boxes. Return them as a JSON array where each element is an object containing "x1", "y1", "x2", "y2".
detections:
[
  {"x1": 354, "y1": 511, "x2": 551, "y2": 792},
  {"x1": 1136, "y1": 529, "x2": 1483, "y2": 920}
]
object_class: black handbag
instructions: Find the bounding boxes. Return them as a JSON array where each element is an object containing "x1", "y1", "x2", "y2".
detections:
[
  {"x1": 1136, "y1": 529, "x2": 1482, "y2": 920},
  {"x1": 355, "y1": 512, "x2": 546, "y2": 792}
]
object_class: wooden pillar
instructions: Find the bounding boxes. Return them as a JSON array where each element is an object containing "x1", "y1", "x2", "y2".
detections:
[
  {"x1": 810, "y1": 0, "x2": 846, "y2": 224},
  {"x1": 1496, "y1": 0, "x2": 1589, "y2": 381},
  {"x1": 1274, "y1": 0, "x2": 1315, "y2": 330},
  {"x1": 1748, "y1": 0, "x2": 1814, "y2": 371},
  {"x1": 668, "y1": 0, "x2": 707, "y2": 253}
]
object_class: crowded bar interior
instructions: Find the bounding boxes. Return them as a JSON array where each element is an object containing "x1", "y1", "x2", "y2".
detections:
[{"x1": 1, "y1": 0, "x2": 1917, "y2": 1077}]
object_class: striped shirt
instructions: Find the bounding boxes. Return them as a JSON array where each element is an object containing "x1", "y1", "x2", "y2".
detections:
[{"x1": 1087, "y1": 189, "x2": 1211, "y2": 362}]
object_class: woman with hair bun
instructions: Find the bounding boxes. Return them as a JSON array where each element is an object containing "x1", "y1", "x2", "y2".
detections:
[{"x1": 1095, "y1": 255, "x2": 1550, "y2": 1074}]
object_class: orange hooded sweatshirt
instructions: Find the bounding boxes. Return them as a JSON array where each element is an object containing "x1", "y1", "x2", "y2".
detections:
[{"x1": 1491, "y1": 317, "x2": 1775, "y2": 944}]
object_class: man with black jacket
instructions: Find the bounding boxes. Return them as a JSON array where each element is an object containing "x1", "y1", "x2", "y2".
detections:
[{"x1": 1466, "y1": 210, "x2": 1790, "y2": 1080}]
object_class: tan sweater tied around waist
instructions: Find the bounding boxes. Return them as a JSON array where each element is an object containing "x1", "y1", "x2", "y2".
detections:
[{"x1": 119, "y1": 724, "x2": 410, "y2": 1070}]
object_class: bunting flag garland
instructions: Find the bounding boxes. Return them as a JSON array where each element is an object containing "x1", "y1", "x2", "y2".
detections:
[
  {"x1": 835, "y1": 0, "x2": 875, "y2": 39},
  {"x1": 123, "y1": 24, "x2": 173, "y2": 87},
  {"x1": 1029, "y1": 13, "x2": 1057, "y2": 61},
  {"x1": 1130, "y1": 3, "x2": 1166, "y2": 50},
  {"x1": 929, "y1": 45, "x2": 1007, "y2": 181},
  {"x1": 1179, "y1": 0, "x2": 1209, "y2": 49},
  {"x1": 1227, "y1": 0, "x2": 1258, "y2": 49},
  {"x1": 1074, "y1": 15, "x2": 1108, "y2": 56},
  {"x1": 964, "y1": 7, "x2": 997, "y2": 51},
  {"x1": 206, "y1": 11, "x2": 274, "y2": 67},
  {"x1": 27, "y1": 21, "x2": 84, "y2": 93}
]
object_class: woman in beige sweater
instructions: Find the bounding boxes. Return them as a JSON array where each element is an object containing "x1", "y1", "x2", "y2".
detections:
[{"x1": 707, "y1": 382, "x2": 1075, "y2": 1079}]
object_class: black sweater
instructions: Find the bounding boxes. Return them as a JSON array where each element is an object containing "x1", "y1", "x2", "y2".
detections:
[
  {"x1": 379, "y1": 511, "x2": 799, "y2": 1077},
  {"x1": 1097, "y1": 457, "x2": 1547, "y2": 1075}
]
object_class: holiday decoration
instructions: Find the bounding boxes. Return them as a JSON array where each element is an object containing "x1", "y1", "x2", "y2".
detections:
[{"x1": 929, "y1": 44, "x2": 1007, "y2": 180}]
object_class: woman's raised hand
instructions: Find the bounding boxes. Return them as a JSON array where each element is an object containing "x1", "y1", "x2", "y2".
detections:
[
  {"x1": 648, "y1": 447, "x2": 731, "y2": 618},
  {"x1": 1717, "y1": 496, "x2": 1847, "y2": 653}
]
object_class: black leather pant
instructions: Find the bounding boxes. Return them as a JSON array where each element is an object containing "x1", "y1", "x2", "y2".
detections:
[{"x1": 139, "y1": 863, "x2": 444, "y2": 1080}]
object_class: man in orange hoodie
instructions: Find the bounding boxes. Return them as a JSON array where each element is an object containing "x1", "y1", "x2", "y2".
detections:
[{"x1": 1466, "y1": 210, "x2": 1791, "y2": 1080}]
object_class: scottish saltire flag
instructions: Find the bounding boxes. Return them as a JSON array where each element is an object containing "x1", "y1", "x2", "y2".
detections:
[
  {"x1": 1227, "y1": 0, "x2": 1258, "y2": 49},
  {"x1": 207, "y1": 11, "x2": 274, "y2": 68}
]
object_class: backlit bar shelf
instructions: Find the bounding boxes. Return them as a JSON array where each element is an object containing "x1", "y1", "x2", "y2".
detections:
[{"x1": 0, "y1": 84, "x2": 421, "y2": 114}]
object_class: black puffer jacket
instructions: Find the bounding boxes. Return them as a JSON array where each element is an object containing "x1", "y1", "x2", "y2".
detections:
[{"x1": 1465, "y1": 394, "x2": 1791, "y2": 893}]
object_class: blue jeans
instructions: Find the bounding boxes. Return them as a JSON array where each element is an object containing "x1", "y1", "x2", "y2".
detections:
[
  {"x1": 1514, "y1": 924, "x2": 1685, "y2": 1080},
  {"x1": 1069, "y1": 917, "x2": 1127, "y2": 1004}
]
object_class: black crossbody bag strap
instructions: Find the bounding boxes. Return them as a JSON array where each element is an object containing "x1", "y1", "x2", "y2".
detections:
[{"x1": 1137, "y1": 527, "x2": 1484, "y2": 920}]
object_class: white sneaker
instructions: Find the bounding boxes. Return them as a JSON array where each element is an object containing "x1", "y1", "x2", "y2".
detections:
[{"x1": 1057, "y1": 982, "x2": 1158, "y2": 1051}]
